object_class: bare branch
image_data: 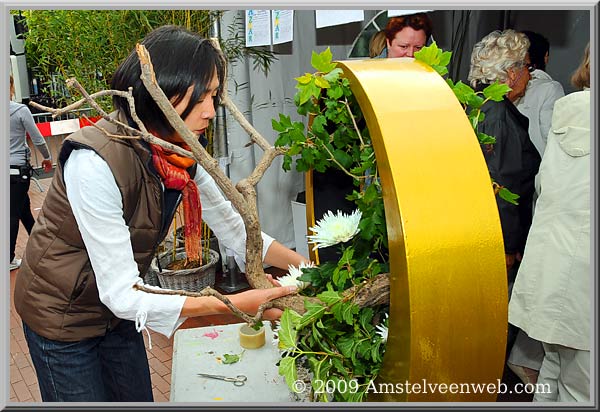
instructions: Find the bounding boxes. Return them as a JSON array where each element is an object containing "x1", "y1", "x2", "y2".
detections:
[
  {"x1": 29, "y1": 89, "x2": 130, "y2": 118},
  {"x1": 344, "y1": 99, "x2": 365, "y2": 148},
  {"x1": 221, "y1": 95, "x2": 271, "y2": 151},
  {"x1": 133, "y1": 283, "x2": 268, "y2": 326},
  {"x1": 244, "y1": 146, "x2": 287, "y2": 187},
  {"x1": 127, "y1": 86, "x2": 149, "y2": 135}
]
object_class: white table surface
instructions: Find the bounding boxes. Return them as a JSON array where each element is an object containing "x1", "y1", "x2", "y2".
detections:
[{"x1": 170, "y1": 321, "x2": 296, "y2": 402}]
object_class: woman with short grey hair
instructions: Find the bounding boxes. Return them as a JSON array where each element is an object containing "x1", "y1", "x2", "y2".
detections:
[
  {"x1": 467, "y1": 30, "x2": 541, "y2": 363},
  {"x1": 468, "y1": 29, "x2": 531, "y2": 100}
]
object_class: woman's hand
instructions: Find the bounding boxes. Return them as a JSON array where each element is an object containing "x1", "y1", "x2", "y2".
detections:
[{"x1": 227, "y1": 285, "x2": 297, "y2": 320}]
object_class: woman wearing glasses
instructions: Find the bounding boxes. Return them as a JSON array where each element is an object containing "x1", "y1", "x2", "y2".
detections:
[{"x1": 468, "y1": 29, "x2": 541, "y2": 296}]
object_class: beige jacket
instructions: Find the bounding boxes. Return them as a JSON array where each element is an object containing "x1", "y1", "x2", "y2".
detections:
[{"x1": 508, "y1": 89, "x2": 591, "y2": 350}]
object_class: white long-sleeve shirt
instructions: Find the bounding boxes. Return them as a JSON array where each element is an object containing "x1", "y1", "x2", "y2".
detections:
[{"x1": 63, "y1": 148, "x2": 274, "y2": 341}]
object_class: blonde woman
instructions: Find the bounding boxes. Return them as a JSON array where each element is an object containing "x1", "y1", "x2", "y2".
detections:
[
  {"x1": 508, "y1": 44, "x2": 591, "y2": 402},
  {"x1": 368, "y1": 30, "x2": 387, "y2": 58}
]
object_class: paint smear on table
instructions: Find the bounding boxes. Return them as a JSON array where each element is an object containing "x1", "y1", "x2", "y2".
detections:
[
  {"x1": 213, "y1": 397, "x2": 223, "y2": 401},
  {"x1": 202, "y1": 329, "x2": 221, "y2": 339}
]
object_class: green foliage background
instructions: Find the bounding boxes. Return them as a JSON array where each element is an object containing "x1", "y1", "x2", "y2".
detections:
[
  {"x1": 17, "y1": 10, "x2": 212, "y2": 110},
  {"x1": 15, "y1": 10, "x2": 277, "y2": 112}
]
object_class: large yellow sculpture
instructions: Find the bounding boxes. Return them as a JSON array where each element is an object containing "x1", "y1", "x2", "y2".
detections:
[{"x1": 306, "y1": 58, "x2": 507, "y2": 401}]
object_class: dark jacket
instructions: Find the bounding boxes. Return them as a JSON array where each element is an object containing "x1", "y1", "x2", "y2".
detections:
[
  {"x1": 14, "y1": 112, "x2": 188, "y2": 341},
  {"x1": 479, "y1": 95, "x2": 541, "y2": 255}
]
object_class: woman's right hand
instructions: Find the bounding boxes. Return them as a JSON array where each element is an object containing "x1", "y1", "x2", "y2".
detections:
[{"x1": 227, "y1": 285, "x2": 297, "y2": 320}]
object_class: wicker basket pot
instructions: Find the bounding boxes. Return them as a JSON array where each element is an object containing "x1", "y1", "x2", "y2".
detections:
[{"x1": 155, "y1": 249, "x2": 220, "y2": 292}]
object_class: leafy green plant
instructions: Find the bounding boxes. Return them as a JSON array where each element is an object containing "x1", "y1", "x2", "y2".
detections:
[
  {"x1": 271, "y1": 42, "x2": 517, "y2": 402},
  {"x1": 273, "y1": 48, "x2": 388, "y2": 402},
  {"x1": 16, "y1": 10, "x2": 276, "y2": 111}
]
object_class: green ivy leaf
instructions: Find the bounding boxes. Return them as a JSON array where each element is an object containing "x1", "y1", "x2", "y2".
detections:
[
  {"x1": 272, "y1": 113, "x2": 292, "y2": 132},
  {"x1": 498, "y1": 187, "x2": 520, "y2": 205},
  {"x1": 317, "y1": 290, "x2": 342, "y2": 306},
  {"x1": 297, "y1": 301, "x2": 327, "y2": 329},
  {"x1": 336, "y1": 335, "x2": 355, "y2": 358},
  {"x1": 452, "y1": 81, "x2": 476, "y2": 105},
  {"x1": 466, "y1": 93, "x2": 485, "y2": 109},
  {"x1": 295, "y1": 73, "x2": 313, "y2": 85},
  {"x1": 278, "y1": 356, "x2": 298, "y2": 392},
  {"x1": 483, "y1": 82, "x2": 511, "y2": 102},
  {"x1": 311, "y1": 114, "x2": 327, "y2": 136},
  {"x1": 333, "y1": 149, "x2": 353, "y2": 169},
  {"x1": 477, "y1": 131, "x2": 496, "y2": 145},
  {"x1": 297, "y1": 79, "x2": 322, "y2": 106},
  {"x1": 439, "y1": 50, "x2": 452, "y2": 67},
  {"x1": 413, "y1": 40, "x2": 442, "y2": 66},
  {"x1": 322, "y1": 67, "x2": 343, "y2": 83},
  {"x1": 221, "y1": 351, "x2": 244, "y2": 364},
  {"x1": 314, "y1": 76, "x2": 330, "y2": 89},
  {"x1": 311, "y1": 47, "x2": 337, "y2": 73},
  {"x1": 326, "y1": 84, "x2": 344, "y2": 100},
  {"x1": 359, "y1": 307, "x2": 374, "y2": 331},
  {"x1": 431, "y1": 64, "x2": 448, "y2": 76},
  {"x1": 278, "y1": 309, "x2": 299, "y2": 350}
]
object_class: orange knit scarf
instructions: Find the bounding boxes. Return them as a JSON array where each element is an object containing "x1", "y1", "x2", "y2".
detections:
[{"x1": 151, "y1": 144, "x2": 202, "y2": 264}]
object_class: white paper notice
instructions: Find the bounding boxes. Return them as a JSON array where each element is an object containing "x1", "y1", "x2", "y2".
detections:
[
  {"x1": 246, "y1": 10, "x2": 271, "y2": 47},
  {"x1": 315, "y1": 10, "x2": 364, "y2": 29},
  {"x1": 272, "y1": 10, "x2": 293, "y2": 44},
  {"x1": 387, "y1": 10, "x2": 433, "y2": 17}
]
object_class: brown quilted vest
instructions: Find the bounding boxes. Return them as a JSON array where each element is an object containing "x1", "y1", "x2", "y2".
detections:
[{"x1": 14, "y1": 112, "x2": 184, "y2": 341}]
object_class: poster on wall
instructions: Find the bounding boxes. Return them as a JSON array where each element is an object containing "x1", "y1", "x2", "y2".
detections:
[
  {"x1": 272, "y1": 10, "x2": 294, "y2": 44},
  {"x1": 315, "y1": 10, "x2": 364, "y2": 29},
  {"x1": 245, "y1": 9, "x2": 271, "y2": 47},
  {"x1": 387, "y1": 10, "x2": 434, "y2": 17}
]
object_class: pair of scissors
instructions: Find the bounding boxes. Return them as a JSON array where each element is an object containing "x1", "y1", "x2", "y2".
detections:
[{"x1": 197, "y1": 373, "x2": 247, "y2": 386}]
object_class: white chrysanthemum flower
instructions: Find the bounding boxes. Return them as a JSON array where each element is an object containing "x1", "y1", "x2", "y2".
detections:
[
  {"x1": 277, "y1": 261, "x2": 315, "y2": 290},
  {"x1": 307, "y1": 209, "x2": 362, "y2": 250},
  {"x1": 375, "y1": 313, "x2": 389, "y2": 343}
]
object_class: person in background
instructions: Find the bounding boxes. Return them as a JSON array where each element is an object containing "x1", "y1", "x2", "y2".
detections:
[
  {"x1": 369, "y1": 30, "x2": 387, "y2": 58},
  {"x1": 468, "y1": 30, "x2": 542, "y2": 360},
  {"x1": 515, "y1": 30, "x2": 565, "y2": 157},
  {"x1": 468, "y1": 29, "x2": 541, "y2": 278},
  {"x1": 9, "y1": 74, "x2": 53, "y2": 271},
  {"x1": 377, "y1": 12, "x2": 433, "y2": 58},
  {"x1": 14, "y1": 25, "x2": 306, "y2": 402},
  {"x1": 508, "y1": 43, "x2": 591, "y2": 402},
  {"x1": 506, "y1": 30, "x2": 565, "y2": 387}
]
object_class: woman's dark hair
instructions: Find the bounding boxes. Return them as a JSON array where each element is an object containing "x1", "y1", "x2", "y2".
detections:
[
  {"x1": 111, "y1": 25, "x2": 225, "y2": 138},
  {"x1": 384, "y1": 13, "x2": 433, "y2": 43},
  {"x1": 522, "y1": 30, "x2": 549, "y2": 71}
]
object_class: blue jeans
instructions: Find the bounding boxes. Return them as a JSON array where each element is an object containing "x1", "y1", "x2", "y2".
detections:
[{"x1": 23, "y1": 320, "x2": 153, "y2": 402}]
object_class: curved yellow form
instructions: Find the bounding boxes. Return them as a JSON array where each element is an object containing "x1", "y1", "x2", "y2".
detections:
[{"x1": 335, "y1": 58, "x2": 507, "y2": 401}]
